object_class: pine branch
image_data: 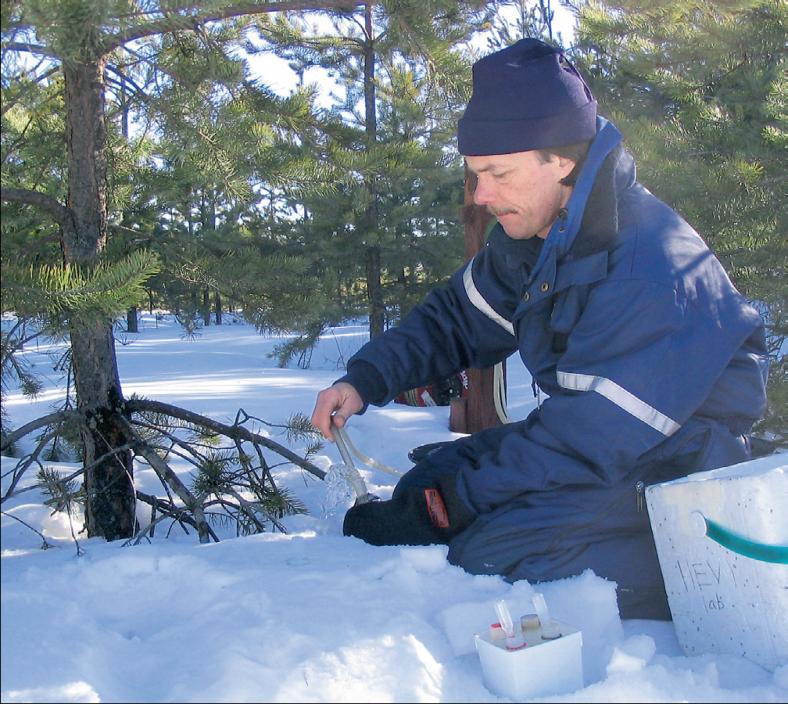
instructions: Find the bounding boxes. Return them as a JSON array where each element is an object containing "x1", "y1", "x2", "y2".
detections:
[
  {"x1": 1, "y1": 42, "x2": 59, "y2": 59},
  {"x1": 3, "y1": 250, "x2": 161, "y2": 322},
  {"x1": 1, "y1": 441, "x2": 141, "y2": 506},
  {"x1": 224, "y1": 486, "x2": 274, "y2": 532},
  {"x1": 0, "y1": 511, "x2": 56, "y2": 550},
  {"x1": 101, "y1": 1, "x2": 365, "y2": 54},
  {"x1": 0, "y1": 187, "x2": 76, "y2": 233},
  {"x1": 1, "y1": 430, "x2": 55, "y2": 503},
  {"x1": 0, "y1": 410, "x2": 75, "y2": 454},
  {"x1": 126, "y1": 399, "x2": 327, "y2": 479},
  {"x1": 133, "y1": 491, "x2": 220, "y2": 544},
  {"x1": 118, "y1": 416, "x2": 214, "y2": 544},
  {"x1": 1, "y1": 65, "x2": 60, "y2": 117},
  {"x1": 104, "y1": 65, "x2": 150, "y2": 102}
]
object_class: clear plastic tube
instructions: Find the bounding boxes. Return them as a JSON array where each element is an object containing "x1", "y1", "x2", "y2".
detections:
[{"x1": 495, "y1": 599, "x2": 525, "y2": 650}]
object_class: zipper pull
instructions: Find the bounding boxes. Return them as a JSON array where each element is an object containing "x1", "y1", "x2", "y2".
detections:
[
  {"x1": 635, "y1": 481, "x2": 645, "y2": 513},
  {"x1": 531, "y1": 379, "x2": 542, "y2": 408}
]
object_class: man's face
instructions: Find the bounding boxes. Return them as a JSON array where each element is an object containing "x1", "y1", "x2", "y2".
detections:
[{"x1": 465, "y1": 150, "x2": 576, "y2": 240}]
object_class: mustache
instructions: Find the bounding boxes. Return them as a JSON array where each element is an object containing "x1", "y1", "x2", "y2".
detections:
[{"x1": 489, "y1": 207, "x2": 517, "y2": 217}]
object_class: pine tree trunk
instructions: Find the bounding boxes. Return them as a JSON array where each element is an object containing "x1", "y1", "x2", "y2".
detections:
[
  {"x1": 202, "y1": 288, "x2": 211, "y2": 327},
  {"x1": 63, "y1": 57, "x2": 135, "y2": 540},
  {"x1": 363, "y1": 3, "x2": 385, "y2": 339},
  {"x1": 366, "y1": 246, "x2": 384, "y2": 336},
  {"x1": 127, "y1": 306, "x2": 138, "y2": 333},
  {"x1": 396, "y1": 267, "x2": 407, "y2": 324},
  {"x1": 121, "y1": 78, "x2": 139, "y2": 338},
  {"x1": 214, "y1": 291, "x2": 222, "y2": 325}
]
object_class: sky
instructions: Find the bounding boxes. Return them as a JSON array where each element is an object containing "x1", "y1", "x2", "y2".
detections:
[{"x1": 2, "y1": 313, "x2": 786, "y2": 703}]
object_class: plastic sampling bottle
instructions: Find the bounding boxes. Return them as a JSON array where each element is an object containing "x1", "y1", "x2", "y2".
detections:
[{"x1": 532, "y1": 593, "x2": 562, "y2": 640}]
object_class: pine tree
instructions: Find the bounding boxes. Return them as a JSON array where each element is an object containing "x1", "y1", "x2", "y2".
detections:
[
  {"x1": 575, "y1": 0, "x2": 786, "y2": 442},
  {"x1": 0, "y1": 0, "x2": 381, "y2": 540},
  {"x1": 270, "y1": 1, "x2": 491, "y2": 339},
  {"x1": 485, "y1": 0, "x2": 568, "y2": 49}
]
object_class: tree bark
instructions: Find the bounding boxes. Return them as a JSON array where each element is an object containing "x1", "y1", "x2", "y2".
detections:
[
  {"x1": 214, "y1": 291, "x2": 223, "y2": 325},
  {"x1": 365, "y1": 245, "x2": 384, "y2": 336},
  {"x1": 127, "y1": 305, "x2": 138, "y2": 333},
  {"x1": 363, "y1": 3, "x2": 385, "y2": 338},
  {"x1": 63, "y1": 57, "x2": 135, "y2": 540},
  {"x1": 202, "y1": 287, "x2": 211, "y2": 326}
]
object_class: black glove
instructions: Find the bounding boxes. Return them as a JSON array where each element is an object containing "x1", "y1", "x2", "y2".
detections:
[{"x1": 343, "y1": 474, "x2": 476, "y2": 546}]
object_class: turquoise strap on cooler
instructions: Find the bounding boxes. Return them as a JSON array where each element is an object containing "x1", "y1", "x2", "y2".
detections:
[{"x1": 701, "y1": 514, "x2": 788, "y2": 564}]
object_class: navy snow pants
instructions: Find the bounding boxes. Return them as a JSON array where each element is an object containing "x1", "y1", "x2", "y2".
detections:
[{"x1": 392, "y1": 420, "x2": 750, "y2": 621}]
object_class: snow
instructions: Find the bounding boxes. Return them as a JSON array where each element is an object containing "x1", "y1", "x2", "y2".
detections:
[{"x1": 2, "y1": 313, "x2": 786, "y2": 703}]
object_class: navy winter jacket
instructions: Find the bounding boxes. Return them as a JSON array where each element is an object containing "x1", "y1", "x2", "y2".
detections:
[{"x1": 342, "y1": 119, "x2": 768, "y2": 594}]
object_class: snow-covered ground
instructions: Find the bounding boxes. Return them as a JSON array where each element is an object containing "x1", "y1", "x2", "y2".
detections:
[{"x1": 2, "y1": 313, "x2": 786, "y2": 703}]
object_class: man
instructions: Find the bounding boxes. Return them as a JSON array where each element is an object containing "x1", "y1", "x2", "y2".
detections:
[{"x1": 311, "y1": 39, "x2": 768, "y2": 619}]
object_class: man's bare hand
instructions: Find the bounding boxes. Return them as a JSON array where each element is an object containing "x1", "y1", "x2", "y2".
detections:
[{"x1": 311, "y1": 382, "x2": 364, "y2": 441}]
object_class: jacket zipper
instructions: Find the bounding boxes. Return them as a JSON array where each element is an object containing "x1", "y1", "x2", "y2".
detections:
[
  {"x1": 635, "y1": 480, "x2": 646, "y2": 513},
  {"x1": 531, "y1": 379, "x2": 542, "y2": 408}
]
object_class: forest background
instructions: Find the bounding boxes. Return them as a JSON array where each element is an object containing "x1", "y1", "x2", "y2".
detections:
[{"x1": 1, "y1": 0, "x2": 785, "y2": 543}]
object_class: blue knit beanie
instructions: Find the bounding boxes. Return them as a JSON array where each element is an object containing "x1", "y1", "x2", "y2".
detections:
[{"x1": 457, "y1": 39, "x2": 597, "y2": 156}]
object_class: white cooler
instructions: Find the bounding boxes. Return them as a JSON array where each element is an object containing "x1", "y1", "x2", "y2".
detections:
[{"x1": 645, "y1": 453, "x2": 788, "y2": 670}]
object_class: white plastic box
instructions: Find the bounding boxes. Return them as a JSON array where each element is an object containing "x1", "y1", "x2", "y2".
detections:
[
  {"x1": 474, "y1": 620, "x2": 583, "y2": 700},
  {"x1": 645, "y1": 453, "x2": 788, "y2": 671}
]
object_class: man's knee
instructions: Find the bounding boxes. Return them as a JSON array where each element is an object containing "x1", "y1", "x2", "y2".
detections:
[{"x1": 448, "y1": 512, "x2": 671, "y2": 620}]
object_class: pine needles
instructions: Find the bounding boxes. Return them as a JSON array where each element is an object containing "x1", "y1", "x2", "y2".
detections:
[
  {"x1": 1, "y1": 399, "x2": 325, "y2": 548},
  {"x1": 3, "y1": 250, "x2": 161, "y2": 325}
]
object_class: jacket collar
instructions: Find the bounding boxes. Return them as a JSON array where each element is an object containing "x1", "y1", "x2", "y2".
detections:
[{"x1": 530, "y1": 117, "x2": 630, "y2": 275}]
